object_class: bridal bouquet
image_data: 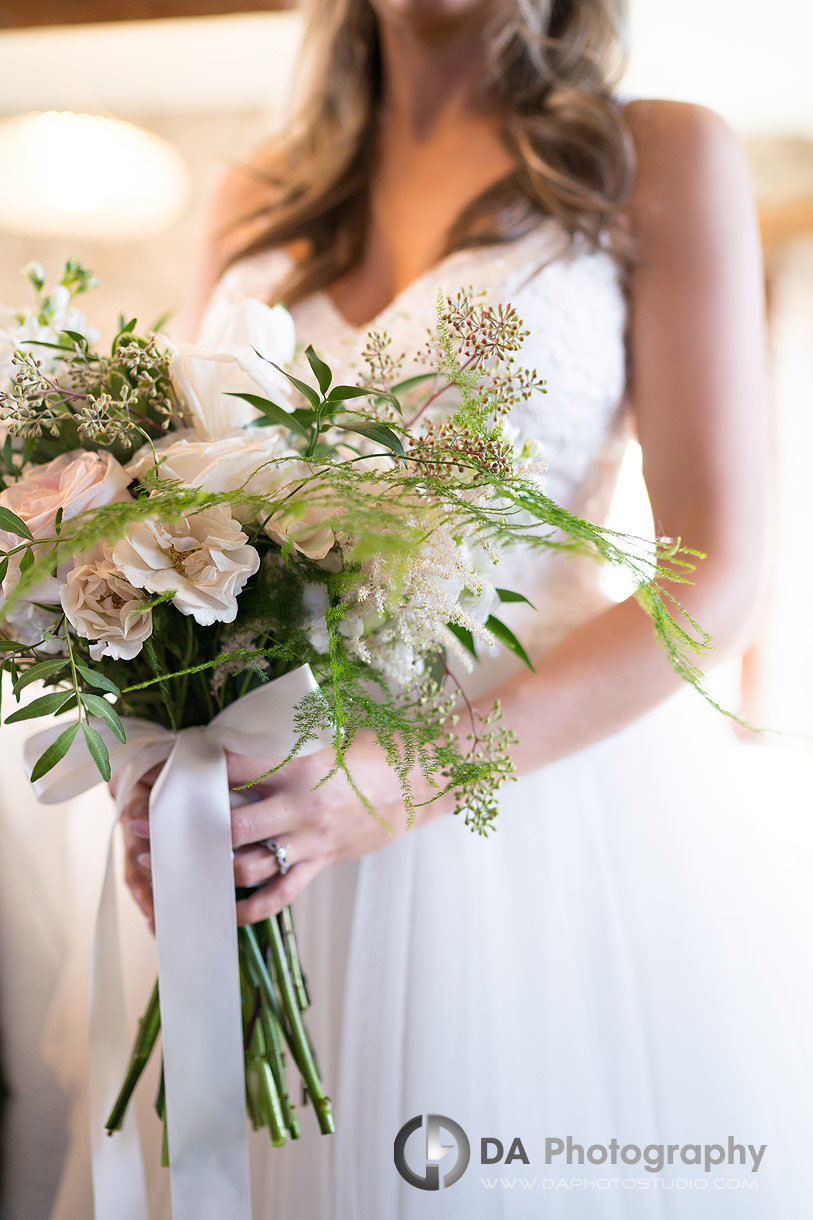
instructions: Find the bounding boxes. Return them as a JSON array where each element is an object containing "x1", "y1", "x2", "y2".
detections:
[{"x1": 0, "y1": 262, "x2": 709, "y2": 1201}]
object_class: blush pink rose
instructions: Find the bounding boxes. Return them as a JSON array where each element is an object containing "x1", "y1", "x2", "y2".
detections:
[{"x1": 0, "y1": 450, "x2": 132, "y2": 602}]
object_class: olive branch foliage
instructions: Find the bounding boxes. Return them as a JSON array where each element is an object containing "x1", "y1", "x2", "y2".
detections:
[{"x1": 0, "y1": 269, "x2": 720, "y2": 836}]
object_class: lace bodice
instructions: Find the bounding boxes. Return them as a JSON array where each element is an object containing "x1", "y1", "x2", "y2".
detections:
[{"x1": 199, "y1": 220, "x2": 633, "y2": 694}]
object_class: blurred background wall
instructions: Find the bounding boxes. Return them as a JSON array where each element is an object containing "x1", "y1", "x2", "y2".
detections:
[{"x1": 0, "y1": 3, "x2": 812, "y2": 1217}]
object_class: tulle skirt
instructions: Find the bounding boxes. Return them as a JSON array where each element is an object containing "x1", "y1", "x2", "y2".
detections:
[
  {"x1": 3, "y1": 682, "x2": 813, "y2": 1220},
  {"x1": 249, "y1": 685, "x2": 813, "y2": 1219}
]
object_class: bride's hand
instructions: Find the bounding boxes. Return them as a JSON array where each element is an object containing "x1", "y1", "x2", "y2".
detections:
[
  {"x1": 225, "y1": 732, "x2": 433, "y2": 925},
  {"x1": 117, "y1": 763, "x2": 164, "y2": 933},
  {"x1": 119, "y1": 733, "x2": 452, "y2": 930}
]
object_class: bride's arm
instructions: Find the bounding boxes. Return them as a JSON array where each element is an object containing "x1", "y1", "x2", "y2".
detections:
[
  {"x1": 496, "y1": 99, "x2": 767, "y2": 772},
  {"x1": 122, "y1": 100, "x2": 768, "y2": 928}
]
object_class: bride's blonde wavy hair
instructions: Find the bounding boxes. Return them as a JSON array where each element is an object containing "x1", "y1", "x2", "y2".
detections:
[{"x1": 224, "y1": 0, "x2": 635, "y2": 305}]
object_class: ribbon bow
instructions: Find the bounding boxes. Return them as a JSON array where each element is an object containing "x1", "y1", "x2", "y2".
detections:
[{"x1": 24, "y1": 665, "x2": 330, "y2": 1220}]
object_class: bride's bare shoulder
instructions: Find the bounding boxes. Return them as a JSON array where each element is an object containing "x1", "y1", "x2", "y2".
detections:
[
  {"x1": 619, "y1": 98, "x2": 756, "y2": 244},
  {"x1": 203, "y1": 139, "x2": 304, "y2": 266},
  {"x1": 181, "y1": 140, "x2": 304, "y2": 339}
]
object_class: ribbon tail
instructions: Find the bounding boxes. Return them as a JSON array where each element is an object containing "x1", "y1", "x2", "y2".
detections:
[
  {"x1": 88, "y1": 805, "x2": 151, "y2": 1220},
  {"x1": 150, "y1": 732, "x2": 252, "y2": 1220}
]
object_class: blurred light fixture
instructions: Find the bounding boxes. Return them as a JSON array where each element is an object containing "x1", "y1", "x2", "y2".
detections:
[{"x1": 0, "y1": 111, "x2": 188, "y2": 241}]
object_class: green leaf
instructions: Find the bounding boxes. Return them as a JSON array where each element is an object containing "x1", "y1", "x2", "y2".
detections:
[
  {"x1": 325, "y1": 385, "x2": 373, "y2": 402},
  {"x1": 19, "y1": 547, "x2": 34, "y2": 574},
  {"x1": 4, "y1": 690, "x2": 76, "y2": 723},
  {"x1": 367, "y1": 389, "x2": 403, "y2": 415},
  {"x1": 74, "y1": 661, "x2": 122, "y2": 696},
  {"x1": 81, "y1": 692, "x2": 127, "y2": 742},
  {"x1": 12, "y1": 658, "x2": 68, "y2": 696},
  {"x1": 149, "y1": 309, "x2": 174, "y2": 333},
  {"x1": 111, "y1": 319, "x2": 137, "y2": 353},
  {"x1": 337, "y1": 420, "x2": 405, "y2": 458},
  {"x1": 495, "y1": 587, "x2": 537, "y2": 609},
  {"x1": 250, "y1": 346, "x2": 322, "y2": 409},
  {"x1": 0, "y1": 556, "x2": 7, "y2": 583},
  {"x1": 446, "y1": 622, "x2": 478, "y2": 659},
  {"x1": 485, "y1": 614, "x2": 536, "y2": 672},
  {"x1": 30, "y1": 723, "x2": 80, "y2": 782},
  {"x1": 20, "y1": 339, "x2": 73, "y2": 352},
  {"x1": 60, "y1": 329, "x2": 90, "y2": 348},
  {"x1": 305, "y1": 345, "x2": 332, "y2": 395},
  {"x1": 389, "y1": 372, "x2": 436, "y2": 397},
  {"x1": 82, "y1": 722, "x2": 111, "y2": 782},
  {"x1": 281, "y1": 369, "x2": 321, "y2": 410},
  {"x1": 225, "y1": 392, "x2": 312, "y2": 439},
  {"x1": 291, "y1": 407, "x2": 317, "y2": 431},
  {"x1": 0, "y1": 507, "x2": 33, "y2": 540},
  {"x1": 54, "y1": 507, "x2": 64, "y2": 535}
]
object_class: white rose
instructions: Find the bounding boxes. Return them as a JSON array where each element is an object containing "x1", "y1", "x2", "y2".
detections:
[
  {"x1": 110, "y1": 505, "x2": 260, "y2": 627},
  {"x1": 60, "y1": 556, "x2": 153, "y2": 661},
  {"x1": 125, "y1": 430, "x2": 299, "y2": 520},
  {"x1": 159, "y1": 298, "x2": 297, "y2": 440}
]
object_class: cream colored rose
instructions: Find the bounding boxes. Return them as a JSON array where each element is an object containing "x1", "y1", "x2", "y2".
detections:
[
  {"x1": 262, "y1": 462, "x2": 336, "y2": 561},
  {"x1": 60, "y1": 556, "x2": 153, "y2": 660},
  {"x1": 159, "y1": 297, "x2": 297, "y2": 440},
  {"x1": 265, "y1": 501, "x2": 335, "y2": 561},
  {"x1": 125, "y1": 430, "x2": 299, "y2": 521},
  {"x1": 110, "y1": 505, "x2": 260, "y2": 626}
]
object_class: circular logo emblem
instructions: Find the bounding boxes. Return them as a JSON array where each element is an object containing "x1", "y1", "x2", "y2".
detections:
[{"x1": 394, "y1": 1113, "x2": 471, "y2": 1190}]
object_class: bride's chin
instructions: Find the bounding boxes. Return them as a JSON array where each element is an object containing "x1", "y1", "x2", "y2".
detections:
[{"x1": 368, "y1": 0, "x2": 504, "y2": 35}]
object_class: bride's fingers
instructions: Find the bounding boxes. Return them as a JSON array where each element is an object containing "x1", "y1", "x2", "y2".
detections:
[
  {"x1": 119, "y1": 788, "x2": 150, "y2": 832},
  {"x1": 231, "y1": 796, "x2": 298, "y2": 851},
  {"x1": 232, "y1": 836, "x2": 308, "y2": 888},
  {"x1": 235, "y1": 857, "x2": 322, "y2": 926},
  {"x1": 124, "y1": 849, "x2": 155, "y2": 932}
]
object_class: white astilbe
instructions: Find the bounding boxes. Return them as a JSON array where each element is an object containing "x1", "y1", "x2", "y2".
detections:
[
  {"x1": 342, "y1": 514, "x2": 499, "y2": 688},
  {"x1": 209, "y1": 628, "x2": 271, "y2": 696}
]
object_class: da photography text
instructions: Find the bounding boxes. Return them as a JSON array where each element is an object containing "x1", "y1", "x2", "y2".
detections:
[{"x1": 393, "y1": 1116, "x2": 767, "y2": 1191}]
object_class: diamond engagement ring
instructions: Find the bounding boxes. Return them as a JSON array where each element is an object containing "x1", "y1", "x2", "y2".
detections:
[{"x1": 264, "y1": 839, "x2": 291, "y2": 875}]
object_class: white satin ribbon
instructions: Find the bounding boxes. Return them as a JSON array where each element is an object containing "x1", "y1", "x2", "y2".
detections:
[{"x1": 24, "y1": 664, "x2": 330, "y2": 1220}]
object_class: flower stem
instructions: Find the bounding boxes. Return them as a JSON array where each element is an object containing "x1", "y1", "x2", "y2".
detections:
[
  {"x1": 240, "y1": 923, "x2": 334, "y2": 1135},
  {"x1": 105, "y1": 977, "x2": 161, "y2": 1133},
  {"x1": 260, "y1": 1002, "x2": 300, "y2": 1139},
  {"x1": 247, "y1": 1017, "x2": 288, "y2": 1147},
  {"x1": 240, "y1": 939, "x2": 297, "y2": 1134},
  {"x1": 280, "y1": 905, "x2": 310, "y2": 1010}
]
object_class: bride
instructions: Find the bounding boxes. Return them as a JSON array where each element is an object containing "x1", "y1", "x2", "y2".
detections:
[{"x1": 34, "y1": 0, "x2": 813, "y2": 1217}]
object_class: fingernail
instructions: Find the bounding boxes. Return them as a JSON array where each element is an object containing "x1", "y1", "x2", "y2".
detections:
[
  {"x1": 128, "y1": 819, "x2": 150, "y2": 839},
  {"x1": 137, "y1": 852, "x2": 152, "y2": 870}
]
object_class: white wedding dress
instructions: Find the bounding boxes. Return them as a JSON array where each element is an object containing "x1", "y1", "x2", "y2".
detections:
[{"x1": 3, "y1": 218, "x2": 813, "y2": 1220}]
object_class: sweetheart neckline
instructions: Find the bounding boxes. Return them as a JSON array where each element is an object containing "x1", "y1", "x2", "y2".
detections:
[{"x1": 274, "y1": 216, "x2": 566, "y2": 335}]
